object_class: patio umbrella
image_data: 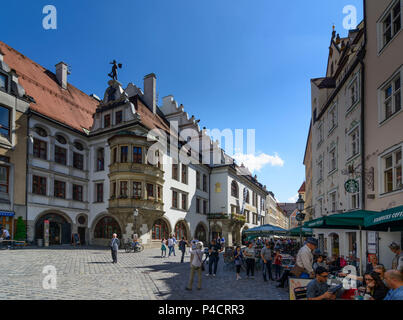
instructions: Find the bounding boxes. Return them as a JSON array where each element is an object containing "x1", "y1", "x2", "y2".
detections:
[
  {"x1": 242, "y1": 224, "x2": 288, "y2": 238},
  {"x1": 287, "y1": 226, "x2": 313, "y2": 237},
  {"x1": 303, "y1": 210, "x2": 379, "y2": 276},
  {"x1": 364, "y1": 205, "x2": 403, "y2": 232}
]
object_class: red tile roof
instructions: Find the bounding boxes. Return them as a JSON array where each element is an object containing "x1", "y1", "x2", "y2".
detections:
[
  {"x1": 298, "y1": 182, "x2": 306, "y2": 193},
  {"x1": 0, "y1": 41, "x2": 98, "y2": 132}
]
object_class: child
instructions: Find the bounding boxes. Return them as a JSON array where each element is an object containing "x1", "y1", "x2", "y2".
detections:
[
  {"x1": 274, "y1": 250, "x2": 282, "y2": 280},
  {"x1": 161, "y1": 238, "x2": 167, "y2": 257}
]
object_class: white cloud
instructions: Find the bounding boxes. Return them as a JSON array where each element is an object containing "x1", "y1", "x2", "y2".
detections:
[
  {"x1": 233, "y1": 152, "x2": 284, "y2": 173},
  {"x1": 288, "y1": 194, "x2": 299, "y2": 203}
]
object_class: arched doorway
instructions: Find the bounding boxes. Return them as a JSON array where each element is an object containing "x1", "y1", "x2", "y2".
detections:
[
  {"x1": 35, "y1": 213, "x2": 71, "y2": 245},
  {"x1": 330, "y1": 233, "x2": 340, "y2": 256},
  {"x1": 152, "y1": 219, "x2": 170, "y2": 240},
  {"x1": 94, "y1": 216, "x2": 122, "y2": 239},
  {"x1": 194, "y1": 223, "x2": 207, "y2": 243},
  {"x1": 174, "y1": 220, "x2": 188, "y2": 240}
]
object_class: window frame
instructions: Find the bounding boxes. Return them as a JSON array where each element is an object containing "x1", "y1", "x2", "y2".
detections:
[
  {"x1": 33, "y1": 138, "x2": 47, "y2": 160},
  {"x1": 378, "y1": 0, "x2": 402, "y2": 52},
  {"x1": 54, "y1": 145, "x2": 67, "y2": 166},
  {"x1": 54, "y1": 180, "x2": 66, "y2": 199},
  {"x1": 73, "y1": 152, "x2": 84, "y2": 170},
  {"x1": 0, "y1": 105, "x2": 11, "y2": 139},
  {"x1": 133, "y1": 181, "x2": 142, "y2": 199},
  {"x1": 32, "y1": 175, "x2": 46, "y2": 196},
  {"x1": 72, "y1": 184, "x2": 83, "y2": 202},
  {"x1": 96, "y1": 183, "x2": 104, "y2": 203},
  {"x1": 0, "y1": 165, "x2": 9, "y2": 194}
]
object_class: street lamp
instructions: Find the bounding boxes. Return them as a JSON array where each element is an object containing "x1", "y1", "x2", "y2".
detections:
[{"x1": 295, "y1": 194, "x2": 306, "y2": 246}]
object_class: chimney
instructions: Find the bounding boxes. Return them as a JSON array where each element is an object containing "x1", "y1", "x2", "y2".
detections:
[
  {"x1": 55, "y1": 61, "x2": 69, "y2": 89},
  {"x1": 144, "y1": 73, "x2": 157, "y2": 114}
]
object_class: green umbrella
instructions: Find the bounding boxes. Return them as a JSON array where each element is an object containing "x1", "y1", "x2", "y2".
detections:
[
  {"x1": 287, "y1": 226, "x2": 313, "y2": 237},
  {"x1": 364, "y1": 205, "x2": 403, "y2": 232}
]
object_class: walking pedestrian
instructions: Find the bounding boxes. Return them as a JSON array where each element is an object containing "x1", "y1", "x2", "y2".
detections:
[
  {"x1": 167, "y1": 236, "x2": 173, "y2": 257},
  {"x1": 206, "y1": 239, "x2": 222, "y2": 277},
  {"x1": 161, "y1": 238, "x2": 167, "y2": 257},
  {"x1": 261, "y1": 241, "x2": 273, "y2": 281},
  {"x1": 243, "y1": 242, "x2": 256, "y2": 279},
  {"x1": 234, "y1": 246, "x2": 244, "y2": 280},
  {"x1": 179, "y1": 237, "x2": 188, "y2": 263},
  {"x1": 186, "y1": 242, "x2": 204, "y2": 291},
  {"x1": 110, "y1": 233, "x2": 120, "y2": 264},
  {"x1": 172, "y1": 235, "x2": 177, "y2": 256}
]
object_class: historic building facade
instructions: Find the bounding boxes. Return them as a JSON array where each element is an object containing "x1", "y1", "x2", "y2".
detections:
[
  {"x1": 310, "y1": 23, "x2": 366, "y2": 259},
  {"x1": 364, "y1": 0, "x2": 403, "y2": 266},
  {"x1": 0, "y1": 45, "x2": 29, "y2": 237},
  {"x1": 2, "y1": 41, "x2": 267, "y2": 247}
]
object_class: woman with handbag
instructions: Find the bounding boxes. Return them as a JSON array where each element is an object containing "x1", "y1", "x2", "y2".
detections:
[
  {"x1": 186, "y1": 242, "x2": 204, "y2": 291},
  {"x1": 234, "y1": 246, "x2": 244, "y2": 280}
]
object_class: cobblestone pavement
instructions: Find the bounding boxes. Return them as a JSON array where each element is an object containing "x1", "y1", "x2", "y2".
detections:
[{"x1": 0, "y1": 246, "x2": 289, "y2": 300}]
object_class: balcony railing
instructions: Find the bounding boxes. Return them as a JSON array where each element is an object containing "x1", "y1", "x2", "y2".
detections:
[{"x1": 207, "y1": 213, "x2": 229, "y2": 220}]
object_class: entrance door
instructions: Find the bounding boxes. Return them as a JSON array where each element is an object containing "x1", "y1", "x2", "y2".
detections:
[
  {"x1": 61, "y1": 223, "x2": 71, "y2": 244},
  {"x1": 78, "y1": 227, "x2": 86, "y2": 245}
]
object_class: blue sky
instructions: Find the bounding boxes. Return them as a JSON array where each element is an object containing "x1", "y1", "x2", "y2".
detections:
[{"x1": 1, "y1": 0, "x2": 363, "y2": 202}]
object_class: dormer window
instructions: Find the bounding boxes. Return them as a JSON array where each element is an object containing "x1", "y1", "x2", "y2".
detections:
[
  {"x1": 0, "y1": 74, "x2": 7, "y2": 91},
  {"x1": 56, "y1": 135, "x2": 67, "y2": 145},
  {"x1": 104, "y1": 114, "x2": 111, "y2": 128},
  {"x1": 115, "y1": 110, "x2": 123, "y2": 125}
]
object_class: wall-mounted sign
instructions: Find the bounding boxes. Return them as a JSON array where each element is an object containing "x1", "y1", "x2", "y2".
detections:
[{"x1": 345, "y1": 179, "x2": 359, "y2": 194}]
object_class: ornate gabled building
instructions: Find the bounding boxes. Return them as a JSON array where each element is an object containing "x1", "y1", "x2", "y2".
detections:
[
  {"x1": 310, "y1": 23, "x2": 366, "y2": 258},
  {"x1": 1, "y1": 41, "x2": 270, "y2": 247}
]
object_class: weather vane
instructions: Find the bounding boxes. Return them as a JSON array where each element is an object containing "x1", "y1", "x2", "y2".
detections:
[{"x1": 108, "y1": 60, "x2": 122, "y2": 81}]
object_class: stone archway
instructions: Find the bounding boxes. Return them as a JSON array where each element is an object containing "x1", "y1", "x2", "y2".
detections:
[
  {"x1": 34, "y1": 211, "x2": 73, "y2": 245},
  {"x1": 91, "y1": 214, "x2": 123, "y2": 246},
  {"x1": 151, "y1": 218, "x2": 171, "y2": 241},
  {"x1": 174, "y1": 220, "x2": 190, "y2": 241},
  {"x1": 194, "y1": 222, "x2": 208, "y2": 244}
]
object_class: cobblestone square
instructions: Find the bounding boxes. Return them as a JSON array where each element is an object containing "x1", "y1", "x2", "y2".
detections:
[{"x1": 0, "y1": 247, "x2": 289, "y2": 300}]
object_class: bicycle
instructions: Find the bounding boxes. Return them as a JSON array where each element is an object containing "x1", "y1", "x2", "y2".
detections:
[{"x1": 124, "y1": 240, "x2": 144, "y2": 253}]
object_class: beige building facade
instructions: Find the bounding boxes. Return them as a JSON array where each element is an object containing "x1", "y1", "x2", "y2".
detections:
[{"x1": 364, "y1": 0, "x2": 403, "y2": 266}]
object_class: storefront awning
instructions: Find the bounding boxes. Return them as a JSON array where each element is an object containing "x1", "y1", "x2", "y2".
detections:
[
  {"x1": 304, "y1": 210, "x2": 379, "y2": 230},
  {"x1": 0, "y1": 211, "x2": 14, "y2": 217},
  {"x1": 364, "y1": 205, "x2": 403, "y2": 232}
]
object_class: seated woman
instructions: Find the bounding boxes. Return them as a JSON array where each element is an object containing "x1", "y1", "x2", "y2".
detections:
[
  {"x1": 363, "y1": 271, "x2": 389, "y2": 300},
  {"x1": 313, "y1": 254, "x2": 328, "y2": 272},
  {"x1": 366, "y1": 255, "x2": 379, "y2": 274}
]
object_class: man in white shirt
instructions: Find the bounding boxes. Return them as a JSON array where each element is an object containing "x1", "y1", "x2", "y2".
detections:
[
  {"x1": 293, "y1": 237, "x2": 318, "y2": 278},
  {"x1": 168, "y1": 237, "x2": 175, "y2": 257},
  {"x1": 186, "y1": 242, "x2": 204, "y2": 291}
]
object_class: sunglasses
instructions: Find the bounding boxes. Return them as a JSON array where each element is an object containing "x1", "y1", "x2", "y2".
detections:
[{"x1": 365, "y1": 278, "x2": 374, "y2": 282}]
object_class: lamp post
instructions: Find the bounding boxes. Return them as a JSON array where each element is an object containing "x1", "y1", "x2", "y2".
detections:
[{"x1": 295, "y1": 194, "x2": 306, "y2": 247}]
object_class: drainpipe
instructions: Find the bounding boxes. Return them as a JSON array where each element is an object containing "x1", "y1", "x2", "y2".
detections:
[
  {"x1": 25, "y1": 110, "x2": 31, "y2": 243},
  {"x1": 359, "y1": 0, "x2": 367, "y2": 270}
]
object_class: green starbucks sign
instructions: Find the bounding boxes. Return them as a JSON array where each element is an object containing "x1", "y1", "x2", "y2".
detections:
[{"x1": 345, "y1": 179, "x2": 359, "y2": 193}]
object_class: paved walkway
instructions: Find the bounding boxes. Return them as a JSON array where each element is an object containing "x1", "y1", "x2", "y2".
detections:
[{"x1": 0, "y1": 246, "x2": 289, "y2": 300}]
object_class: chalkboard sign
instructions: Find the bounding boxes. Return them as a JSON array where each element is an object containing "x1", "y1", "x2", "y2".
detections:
[{"x1": 72, "y1": 233, "x2": 80, "y2": 246}]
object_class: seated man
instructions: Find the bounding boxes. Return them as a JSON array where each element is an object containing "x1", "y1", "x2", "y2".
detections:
[
  {"x1": 384, "y1": 270, "x2": 403, "y2": 300},
  {"x1": 306, "y1": 267, "x2": 337, "y2": 300}
]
